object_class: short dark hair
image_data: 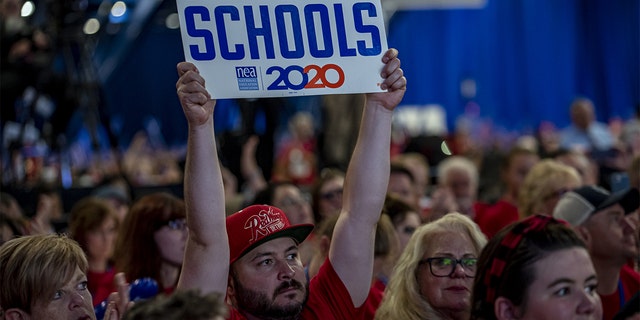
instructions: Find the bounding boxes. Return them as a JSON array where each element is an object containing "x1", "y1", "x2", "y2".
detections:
[{"x1": 123, "y1": 290, "x2": 227, "y2": 320}]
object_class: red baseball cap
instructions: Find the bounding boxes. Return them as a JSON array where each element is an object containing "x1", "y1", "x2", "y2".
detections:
[{"x1": 226, "y1": 204, "x2": 314, "y2": 264}]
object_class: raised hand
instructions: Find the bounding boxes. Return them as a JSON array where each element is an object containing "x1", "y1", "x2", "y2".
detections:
[
  {"x1": 367, "y1": 48, "x2": 407, "y2": 111},
  {"x1": 176, "y1": 62, "x2": 216, "y2": 126}
]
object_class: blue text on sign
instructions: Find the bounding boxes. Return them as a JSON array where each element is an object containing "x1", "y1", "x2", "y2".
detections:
[{"x1": 184, "y1": 3, "x2": 382, "y2": 61}]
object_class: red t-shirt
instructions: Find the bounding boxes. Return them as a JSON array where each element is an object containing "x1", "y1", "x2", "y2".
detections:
[
  {"x1": 362, "y1": 282, "x2": 384, "y2": 320},
  {"x1": 87, "y1": 267, "x2": 116, "y2": 307},
  {"x1": 600, "y1": 265, "x2": 640, "y2": 320},
  {"x1": 474, "y1": 199, "x2": 519, "y2": 239},
  {"x1": 228, "y1": 259, "x2": 375, "y2": 319}
]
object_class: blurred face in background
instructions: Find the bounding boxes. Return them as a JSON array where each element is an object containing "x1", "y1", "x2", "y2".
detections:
[
  {"x1": 388, "y1": 172, "x2": 417, "y2": 209},
  {"x1": 394, "y1": 211, "x2": 421, "y2": 251},
  {"x1": 273, "y1": 185, "x2": 314, "y2": 225},
  {"x1": 503, "y1": 153, "x2": 539, "y2": 199},
  {"x1": 85, "y1": 216, "x2": 118, "y2": 263},
  {"x1": 317, "y1": 176, "x2": 344, "y2": 220},
  {"x1": 154, "y1": 218, "x2": 188, "y2": 267}
]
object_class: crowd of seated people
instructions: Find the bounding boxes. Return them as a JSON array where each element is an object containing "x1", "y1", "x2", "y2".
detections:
[{"x1": 1, "y1": 47, "x2": 639, "y2": 320}]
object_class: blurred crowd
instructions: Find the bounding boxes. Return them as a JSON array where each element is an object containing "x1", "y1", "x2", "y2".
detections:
[{"x1": 1, "y1": 1, "x2": 640, "y2": 319}]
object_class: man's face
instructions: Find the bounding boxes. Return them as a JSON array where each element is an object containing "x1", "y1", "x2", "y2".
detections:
[
  {"x1": 229, "y1": 237, "x2": 308, "y2": 319},
  {"x1": 29, "y1": 267, "x2": 96, "y2": 320},
  {"x1": 584, "y1": 204, "x2": 638, "y2": 264}
]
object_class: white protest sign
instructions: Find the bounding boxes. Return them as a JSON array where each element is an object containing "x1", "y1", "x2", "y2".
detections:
[{"x1": 176, "y1": 0, "x2": 388, "y2": 99}]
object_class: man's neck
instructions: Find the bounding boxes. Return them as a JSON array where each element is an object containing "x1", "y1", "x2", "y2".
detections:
[
  {"x1": 239, "y1": 310, "x2": 299, "y2": 320},
  {"x1": 592, "y1": 258, "x2": 622, "y2": 295}
]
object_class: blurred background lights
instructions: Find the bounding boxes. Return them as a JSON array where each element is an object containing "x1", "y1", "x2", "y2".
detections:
[
  {"x1": 21, "y1": 1, "x2": 35, "y2": 17},
  {"x1": 109, "y1": 1, "x2": 129, "y2": 24},
  {"x1": 83, "y1": 18, "x2": 101, "y2": 35},
  {"x1": 111, "y1": 1, "x2": 127, "y2": 17},
  {"x1": 440, "y1": 141, "x2": 452, "y2": 156},
  {"x1": 165, "y1": 13, "x2": 180, "y2": 29}
]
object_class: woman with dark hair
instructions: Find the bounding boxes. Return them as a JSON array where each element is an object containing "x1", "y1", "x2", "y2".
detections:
[
  {"x1": 113, "y1": 192, "x2": 186, "y2": 294},
  {"x1": 471, "y1": 215, "x2": 602, "y2": 320},
  {"x1": 69, "y1": 197, "x2": 120, "y2": 306}
]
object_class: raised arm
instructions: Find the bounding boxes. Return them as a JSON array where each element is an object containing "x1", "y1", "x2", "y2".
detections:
[
  {"x1": 175, "y1": 62, "x2": 229, "y2": 295},
  {"x1": 329, "y1": 49, "x2": 406, "y2": 306}
]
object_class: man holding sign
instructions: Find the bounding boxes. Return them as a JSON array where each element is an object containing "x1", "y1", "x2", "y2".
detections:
[
  {"x1": 175, "y1": 42, "x2": 405, "y2": 319},
  {"x1": 176, "y1": 0, "x2": 389, "y2": 99}
]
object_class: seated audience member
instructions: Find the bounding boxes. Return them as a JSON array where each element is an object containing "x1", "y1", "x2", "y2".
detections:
[
  {"x1": 26, "y1": 183, "x2": 64, "y2": 234},
  {"x1": 310, "y1": 168, "x2": 345, "y2": 224},
  {"x1": 272, "y1": 111, "x2": 318, "y2": 188},
  {"x1": 251, "y1": 181, "x2": 316, "y2": 264},
  {"x1": 560, "y1": 97, "x2": 615, "y2": 153},
  {"x1": 428, "y1": 156, "x2": 482, "y2": 221},
  {"x1": 471, "y1": 215, "x2": 602, "y2": 320},
  {"x1": 554, "y1": 148, "x2": 599, "y2": 185},
  {"x1": 383, "y1": 194, "x2": 422, "y2": 252},
  {"x1": 69, "y1": 197, "x2": 120, "y2": 306},
  {"x1": 387, "y1": 163, "x2": 420, "y2": 210},
  {"x1": 0, "y1": 192, "x2": 25, "y2": 222},
  {"x1": 392, "y1": 152, "x2": 431, "y2": 214},
  {"x1": 174, "y1": 49, "x2": 405, "y2": 319},
  {"x1": 375, "y1": 213, "x2": 487, "y2": 320},
  {"x1": 553, "y1": 186, "x2": 640, "y2": 320},
  {"x1": 0, "y1": 212, "x2": 24, "y2": 245},
  {"x1": 475, "y1": 146, "x2": 539, "y2": 238},
  {"x1": 123, "y1": 290, "x2": 227, "y2": 320},
  {"x1": 0, "y1": 234, "x2": 130, "y2": 320},
  {"x1": 252, "y1": 181, "x2": 315, "y2": 226},
  {"x1": 92, "y1": 179, "x2": 132, "y2": 225},
  {"x1": 114, "y1": 192, "x2": 186, "y2": 294},
  {"x1": 222, "y1": 136, "x2": 268, "y2": 215},
  {"x1": 518, "y1": 159, "x2": 582, "y2": 217}
]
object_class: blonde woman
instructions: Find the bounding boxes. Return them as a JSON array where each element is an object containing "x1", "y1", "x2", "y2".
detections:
[
  {"x1": 375, "y1": 213, "x2": 487, "y2": 320},
  {"x1": 518, "y1": 159, "x2": 582, "y2": 217}
]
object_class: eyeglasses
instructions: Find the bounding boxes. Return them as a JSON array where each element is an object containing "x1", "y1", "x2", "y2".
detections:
[
  {"x1": 401, "y1": 226, "x2": 416, "y2": 235},
  {"x1": 165, "y1": 218, "x2": 187, "y2": 231},
  {"x1": 419, "y1": 257, "x2": 477, "y2": 278},
  {"x1": 320, "y1": 189, "x2": 343, "y2": 201}
]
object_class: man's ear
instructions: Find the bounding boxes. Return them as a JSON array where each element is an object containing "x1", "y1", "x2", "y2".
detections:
[
  {"x1": 495, "y1": 297, "x2": 520, "y2": 320},
  {"x1": 576, "y1": 225, "x2": 592, "y2": 249},
  {"x1": 227, "y1": 274, "x2": 235, "y2": 298},
  {"x1": 4, "y1": 308, "x2": 29, "y2": 320}
]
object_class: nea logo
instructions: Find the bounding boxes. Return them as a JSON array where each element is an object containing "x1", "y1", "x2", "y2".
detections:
[{"x1": 236, "y1": 66, "x2": 259, "y2": 90}]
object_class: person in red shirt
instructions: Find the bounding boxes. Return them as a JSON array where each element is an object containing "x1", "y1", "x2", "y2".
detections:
[
  {"x1": 554, "y1": 185, "x2": 640, "y2": 320},
  {"x1": 475, "y1": 147, "x2": 539, "y2": 239},
  {"x1": 68, "y1": 197, "x2": 120, "y2": 306},
  {"x1": 174, "y1": 48, "x2": 406, "y2": 319}
]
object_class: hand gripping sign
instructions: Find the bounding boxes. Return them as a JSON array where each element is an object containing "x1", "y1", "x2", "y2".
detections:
[{"x1": 177, "y1": 0, "x2": 388, "y2": 99}]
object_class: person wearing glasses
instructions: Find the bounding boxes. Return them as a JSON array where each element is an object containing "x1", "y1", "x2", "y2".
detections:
[
  {"x1": 113, "y1": 192, "x2": 186, "y2": 294},
  {"x1": 375, "y1": 212, "x2": 487, "y2": 320}
]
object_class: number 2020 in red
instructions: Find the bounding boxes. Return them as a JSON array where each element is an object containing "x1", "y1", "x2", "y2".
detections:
[{"x1": 266, "y1": 64, "x2": 345, "y2": 90}]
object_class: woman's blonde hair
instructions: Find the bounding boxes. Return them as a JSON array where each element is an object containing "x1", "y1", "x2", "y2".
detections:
[
  {"x1": 518, "y1": 159, "x2": 581, "y2": 217},
  {"x1": 375, "y1": 213, "x2": 487, "y2": 320}
]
